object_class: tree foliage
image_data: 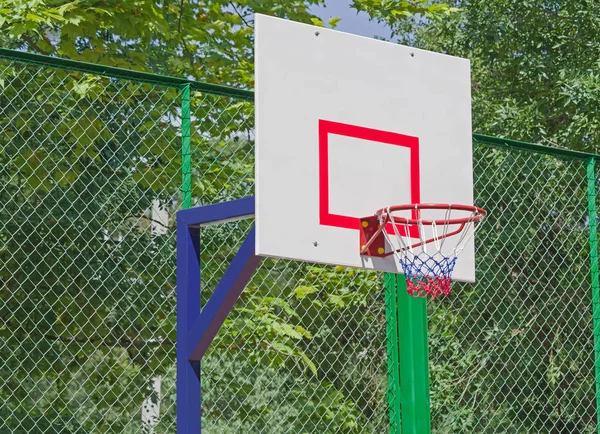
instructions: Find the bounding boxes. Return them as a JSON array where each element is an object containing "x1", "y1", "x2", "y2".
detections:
[
  {"x1": 402, "y1": 0, "x2": 600, "y2": 153},
  {"x1": 351, "y1": 0, "x2": 458, "y2": 28},
  {"x1": 368, "y1": 1, "x2": 600, "y2": 431},
  {"x1": 0, "y1": 0, "x2": 329, "y2": 86},
  {"x1": 0, "y1": 1, "x2": 477, "y2": 432}
]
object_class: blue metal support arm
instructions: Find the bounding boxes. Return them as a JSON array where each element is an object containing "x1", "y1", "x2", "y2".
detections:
[
  {"x1": 177, "y1": 196, "x2": 255, "y2": 227},
  {"x1": 176, "y1": 196, "x2": 258, "y2": 434}
]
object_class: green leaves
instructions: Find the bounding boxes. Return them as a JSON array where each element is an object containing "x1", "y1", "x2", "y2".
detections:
[
  {"x1": 0, "y1": 1, "x2": 458, "y2": 432},
  {"x1": 0, "y1": 55, "x2": 182, "y2": 431},
  {"x1": 328, "y1": 16, "x2": 342, "y2": 28},
  {"x1": 408, "y1": 0, "x2": 600, "y2": 152},
  {"x1": 295, "y1": 285, "x2": 319, "y2": 299},
  {"x1": 219, "y1": 292, "x2": 317, "y2": 376},
  {"x1": 311, "y1": 16, "x2": 326, "y2": 27},
  {"x1": 0, "y1": 0, "x2": 331, "y2": 90},
  {"x1": 351, "y1": 0, "x2": 458, "y2": 34}
]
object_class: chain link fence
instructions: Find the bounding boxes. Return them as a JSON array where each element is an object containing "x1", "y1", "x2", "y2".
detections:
[
  {"x1": 0, "y1": 49, "x2": 599, "y2": 433},
  {"x1": 429, "y1": 141, "x2": 598, "y2": 433}
]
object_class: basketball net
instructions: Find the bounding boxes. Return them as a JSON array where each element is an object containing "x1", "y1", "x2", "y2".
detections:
[{"x1": 379, "y1": 205, "x2": 484, "y2": 299}]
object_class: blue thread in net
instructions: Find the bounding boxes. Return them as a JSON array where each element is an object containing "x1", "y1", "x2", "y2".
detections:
[{"x1": 399, "y1": 253, "x2": 458, "y2": 298}]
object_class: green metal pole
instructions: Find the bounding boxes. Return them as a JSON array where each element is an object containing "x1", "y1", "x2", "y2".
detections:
[
  {"x1": 397, "y1": 275, "x2": 431, "y2": 434},
  {"x1": 181, "y1": 84, "x2": 192, "y2": 210},
  {"x1": 586, "y1": 158, "x2": 600, "y2": 433},
  {"x1": 386, "y1": 273, "x2": 402, "y2": 433}
]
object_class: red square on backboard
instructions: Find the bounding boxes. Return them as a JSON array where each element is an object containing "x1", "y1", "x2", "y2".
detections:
[{"x1": 318, "y1": 119, "x2": 421, "y2": 233}]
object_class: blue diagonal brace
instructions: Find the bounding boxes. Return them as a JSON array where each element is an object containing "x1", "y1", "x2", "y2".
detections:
[{"x1": 187, "y1": 226, "x2": 261, "y2": 361}]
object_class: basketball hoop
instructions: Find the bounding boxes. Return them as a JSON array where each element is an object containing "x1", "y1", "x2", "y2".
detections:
[{"x1": 359, "y1": 204, "x2": 486, "y2": 299}]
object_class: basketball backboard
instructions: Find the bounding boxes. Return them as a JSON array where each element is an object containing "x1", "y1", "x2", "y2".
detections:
[{"x1": 254, "y1": 14, "x2": 476, "y2": 281}]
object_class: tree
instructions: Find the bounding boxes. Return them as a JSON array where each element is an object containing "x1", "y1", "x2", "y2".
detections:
[
  {"x1": 0, "y1": 0, "x2": 458, "y2": 86},
  {"x1": 0, "y1": 0, "x2": 332, "y2": 87},
  {"x1": 351, "y1": 0, "x2": 458, "y2": 29},
  {"x1": 0, "y1": 1, "x2": 460, "y2": 432},
  {"x1": 363, "y1": 1, "x2": 600, "y2": 431},
  {"x1": 0, "y1": 65, "x2": 181, "y2": 432},
  {"x1": 0, "y1": 2, "x2": 346, "y2": 431},
  {"x1": 400, "y1": 0, "x2": 600, "y2": 153}
]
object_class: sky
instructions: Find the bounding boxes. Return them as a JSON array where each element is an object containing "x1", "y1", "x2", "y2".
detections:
[{"x1": 309, "y1": 1, "x2": 395, "y2": 40}]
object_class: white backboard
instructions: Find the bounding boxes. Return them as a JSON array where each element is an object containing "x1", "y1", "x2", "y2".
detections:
[{"x1": 254, "y1": 14, "x2": 475, "y2": 281}]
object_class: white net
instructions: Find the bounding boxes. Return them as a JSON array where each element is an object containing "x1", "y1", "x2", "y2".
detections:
[{"x1": 380, "y1": 204, "x2": 486, "y2": 298}]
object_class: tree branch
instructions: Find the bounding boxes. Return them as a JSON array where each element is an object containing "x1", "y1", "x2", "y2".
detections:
[
  {"x1": 42, "y1": 332, "x2": 175, "y2": 348},
  {"x1": 2, "y1": 317, "x2": 175, "y2": 349},
  {"x1": 231, "y1": 4, "x2": 251, "y2": 28},
  {"x1": 140, "y1": 214, "x2": 172, "y2": 230},
  {"x1": 21, "y1": 34, "x2": 54, "y2": 56}
]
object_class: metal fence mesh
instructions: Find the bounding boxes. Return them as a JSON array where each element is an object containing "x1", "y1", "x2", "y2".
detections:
[
  {"x1": 0, "y1": 58, "x2": 181, "y2": 433},
  {"x1": 0, "y1": 52, "x2": 598, "y2": 433},
  {"x1": 429, "y1": 144, "x2": 597, "y2": 433}
]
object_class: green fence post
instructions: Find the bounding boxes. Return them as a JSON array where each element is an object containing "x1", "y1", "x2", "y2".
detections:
[
  {"x1": 181, "y1": 84, "x2": 192, "y2": 210},
  {"x1": 386, "y1": 273, "x2": 431, "y2": 434},
  {"x1": 386, "y1": 273, "x2": 402, "y2": 433},
  {"x1": 397, "y1": 275, "x2": 431, "y2": 434},
  {"x1": 586, "y1": 157, "x2": 600, "y2": 433}
]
